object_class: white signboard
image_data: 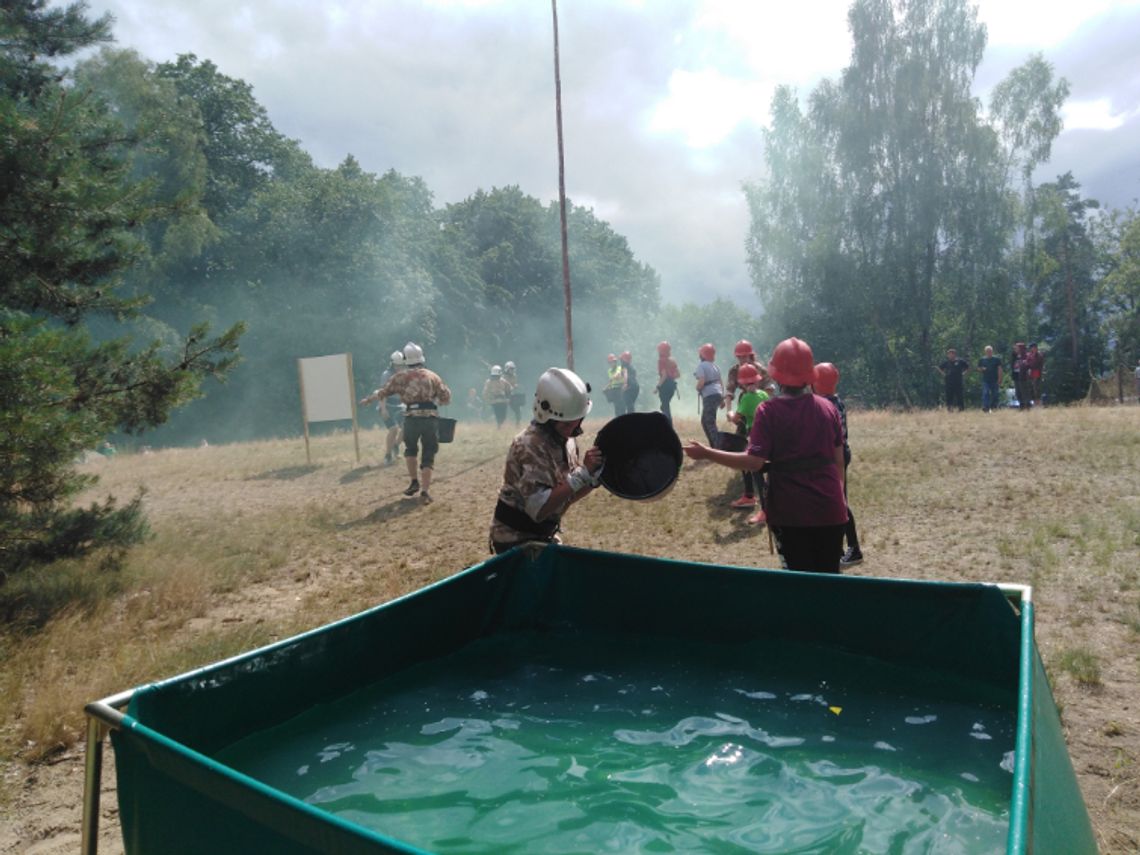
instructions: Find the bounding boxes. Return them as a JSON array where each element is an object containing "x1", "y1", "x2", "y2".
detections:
[
  {"x1": 298, "y1": 353, "x2": 355, "y2": 422},
  {"x1": 297, "y1": 353, "x2": 360, "y2": 463}
]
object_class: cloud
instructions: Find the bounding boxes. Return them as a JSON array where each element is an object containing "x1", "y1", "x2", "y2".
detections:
[{"x1": 86, "y1": 0, "x2": 1140, "y2": 311}]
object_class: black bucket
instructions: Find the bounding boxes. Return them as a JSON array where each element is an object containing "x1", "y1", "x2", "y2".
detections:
[
  {"x1": 717, "y1": 431, "x2": 747, "y2": 452},
  {"x1": 437, "y1": 417, "x2": 457, "y2": 443},
  {"x1": 594, "y1": 411, "x2": 683, "y2": 501}
]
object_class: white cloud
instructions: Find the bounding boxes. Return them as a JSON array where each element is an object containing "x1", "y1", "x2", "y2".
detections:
[
  {"x1": 974, "y1": 0, "x2": 1140, "y2": 47},
  {"x1": 648, "y1": 68, "x2": 771, "y2": 148},
  {"x1": 1063, "y1": 97, "x2": 1137, "y2": 131}
]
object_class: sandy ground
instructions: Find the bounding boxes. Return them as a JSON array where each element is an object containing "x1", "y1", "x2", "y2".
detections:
[{"x1": 1, "y1": 407, "x2": 1138, "y2": 853}]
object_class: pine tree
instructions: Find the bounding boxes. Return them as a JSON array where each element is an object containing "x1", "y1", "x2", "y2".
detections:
[{"x1": 1, "y1": 1, "x2": 243, "y2": 582}]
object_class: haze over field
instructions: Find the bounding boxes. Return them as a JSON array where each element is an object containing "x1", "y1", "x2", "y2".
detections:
[{"x1": 86, "y1": 0, "x2": 1140, "y2": 307}]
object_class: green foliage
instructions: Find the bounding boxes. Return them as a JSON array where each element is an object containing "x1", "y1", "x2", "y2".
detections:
[
  {"x1": 745, "y1": 0, "x2": 1073, "y2": 406},
  {"x1": 0, "y1": 2, "x2": 244, "y2": 584},
  {"x1": 1029, "y1": 173, "x2": 1105, "y2": 400}
]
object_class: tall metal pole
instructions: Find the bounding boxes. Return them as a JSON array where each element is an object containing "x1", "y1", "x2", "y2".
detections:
[{"x1": 551, "y1": 0, "x2": 574, "y2": 370}]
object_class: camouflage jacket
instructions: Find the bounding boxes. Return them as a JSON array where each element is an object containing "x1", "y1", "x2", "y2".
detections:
[
  {"x1": 489, "y1": 422, "x2": 581, "y2": 544},
  {"x1": 377, "y1": 367, "x2": 451, "y2": 415},
  {"x1": 482, "y1": 376, "x2": 513, "y2": 405}
]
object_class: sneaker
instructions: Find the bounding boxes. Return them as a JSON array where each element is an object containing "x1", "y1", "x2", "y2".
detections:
[
  {"x1": 746, "y1": 509, "x2": 767, "y2": 526},
  {"x1": 403, "y1": 480, "x2": 420, "y2": 497},
  {"x1": 420, "y1": 490, "x2": 432, "y2": 504},
  {"x1": 730, "y1": 495, "x2": 757, "y2": 509},
  {"x1": 840, "y1": 548, "x2": 863, "y2": 567}
]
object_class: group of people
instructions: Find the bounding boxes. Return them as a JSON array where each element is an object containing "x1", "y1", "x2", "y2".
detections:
[
  {"x1": 686, "y1": 337, "x2": 862, "y2": 572},
  {"x1": 363, "y1": 334, "x2": 863, "y2": 575},
  {"x1": 488, "y1": 336, "x2": 863, "y2": 575},
  {"x1": 937, "y1": 342, "x2": 1045, "y2": 412},
  {"x1": 602, "y1": 351, "x2": 641, "y2": 416}
]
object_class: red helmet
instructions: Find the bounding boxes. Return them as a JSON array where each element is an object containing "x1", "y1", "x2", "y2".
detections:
[
  {"x1": 767, "y1": 337, "x2": 815, "y2": 386},
  {"x1": 737, "y1": 364, "x2": 761, "y2": 386},
  {"x1": 813, "y1": 362, "x2": 839, "y2": 395},
  {"x1": 698, "y1": 343, "x2": 716, "y2": 361},
  {"x1": 620, "y1": 350, "x2": 632, "y2": 363},
  {"x1": 734, "y1": 339, "x2": 755, "y2": 359},
  {"x1": 656, "y1": 341, "x2": 671, "y2": 356},
  {"x1": 607, "y1": 353, "x2": 617, "y2": 363}
]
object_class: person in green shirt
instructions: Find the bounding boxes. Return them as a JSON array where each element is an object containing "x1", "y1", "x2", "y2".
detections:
[{"x1": 727, "y1": 363, "x2": 769, "y2": 512}]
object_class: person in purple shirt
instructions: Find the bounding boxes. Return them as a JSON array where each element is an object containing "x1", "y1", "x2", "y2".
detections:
[{"x1": 683, "y1": 337, "x2": 848, "y2": 573}]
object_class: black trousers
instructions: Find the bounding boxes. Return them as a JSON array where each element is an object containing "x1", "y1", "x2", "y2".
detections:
[
  {"x1": 945, "y1": 382, "x2": 964, "y2": 411},
  {"x1": 772, "y1": 524, "x2": 845, "y2": 574}
]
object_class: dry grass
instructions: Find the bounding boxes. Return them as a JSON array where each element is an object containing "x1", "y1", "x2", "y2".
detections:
[{"x1": 1, "y1": 405, "x2": 1139, "y2": 853}]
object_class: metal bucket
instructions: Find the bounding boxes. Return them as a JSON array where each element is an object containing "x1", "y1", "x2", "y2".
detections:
[{"x1": 593, "y1": 411, "x2": 682, "y2": 501}]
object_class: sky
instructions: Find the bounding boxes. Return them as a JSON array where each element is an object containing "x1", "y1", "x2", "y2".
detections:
[{"x1": 82, "y1": 0, "x2": 1140, "y2": 310}]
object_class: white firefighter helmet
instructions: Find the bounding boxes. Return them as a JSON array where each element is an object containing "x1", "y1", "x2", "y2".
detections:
[
  {"x1": 533, "y1": 368, "x2": 592, "y2": 424},
  {"x1": 403, "y1": 342, "x2": 424, "y2": 365},
  {"x1": 504, "y1": 360, "x2": 516, "y2": 372},
  {"x1": 490, "y1": 364, "x2": 502, "y2": 377},
  {"x1": 389, "y1": 350, "x2": 405, "y2": 366}
]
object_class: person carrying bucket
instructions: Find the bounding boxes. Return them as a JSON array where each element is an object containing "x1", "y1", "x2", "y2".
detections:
[
  {"x1": 488, "y1": 368, "x2": 604, "y2": 554},
  {"x1": 683, "y1": 337, "x2": 847, "y2": 574},
  {"x1": 693, "y1": 343, "x2": 725, "y2": 449},
  {"x1": 373, "y1": 342, "x2": 452, "y2": 504}
]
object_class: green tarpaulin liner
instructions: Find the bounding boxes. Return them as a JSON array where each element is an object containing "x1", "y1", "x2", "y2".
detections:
[{"x1": 102, "y1": 545, "x2": 1096, "y2": 854}]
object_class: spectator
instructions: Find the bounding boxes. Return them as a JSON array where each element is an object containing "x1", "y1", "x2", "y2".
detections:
[
  {"x1": 976, "y1": 345, "x2": 1003, "y2": 413},
  {"x1": 937, "y1": 347, "x2": 969, "y2": 411},
  {"x1": 1026, "y1": 343, "x2": 1045, "y2": 406},
  {"x1": 1011, "y1": 342, "x2": 1031, "y2": 411}
]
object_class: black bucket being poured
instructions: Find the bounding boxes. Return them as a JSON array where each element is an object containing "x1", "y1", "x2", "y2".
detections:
[{"x1": 593, "y1": 411, "x2": 683, "y2": 501}]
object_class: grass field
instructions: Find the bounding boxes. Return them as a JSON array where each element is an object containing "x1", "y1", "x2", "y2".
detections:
[{"x1": 1, "y1": 404, "x2": 1138, "y2": 853}]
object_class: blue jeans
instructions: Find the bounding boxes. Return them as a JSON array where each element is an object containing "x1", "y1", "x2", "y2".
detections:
[{"x1": 981, "y1": 380, "x2": 999, "y2": 412}]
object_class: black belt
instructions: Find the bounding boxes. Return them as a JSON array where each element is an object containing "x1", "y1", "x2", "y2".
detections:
[
  {"x1": 406, "y1": 401, "x2": 437, "y2": 411},
  {"x1": 494, "y1": 499, "x2": 559, "y2": 539}
]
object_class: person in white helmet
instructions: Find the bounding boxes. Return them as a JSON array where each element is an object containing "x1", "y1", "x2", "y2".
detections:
[
  {"x1": 373, "y1": 342, "x2": 452, "y2": 503},
  {"x1": 503, "y1": 360, "x2": 524, "y2": 424},
  {"x1": 359, "y1": 350, "x2": 406, "y2": 465},
  {"x1": 482, "y1": 364, "x2": 512, "y2": 428},
  {"x1": 488, "y1": 368, "x2": 604, "y2": 553}
]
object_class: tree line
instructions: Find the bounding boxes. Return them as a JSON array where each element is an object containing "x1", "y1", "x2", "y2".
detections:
[
  {"x1": 2, "y1": 0, "x2": 1138, "y2": 584},
  {"x1": 745, "y1": 0, "x2": 1139, "y2": 406}
]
